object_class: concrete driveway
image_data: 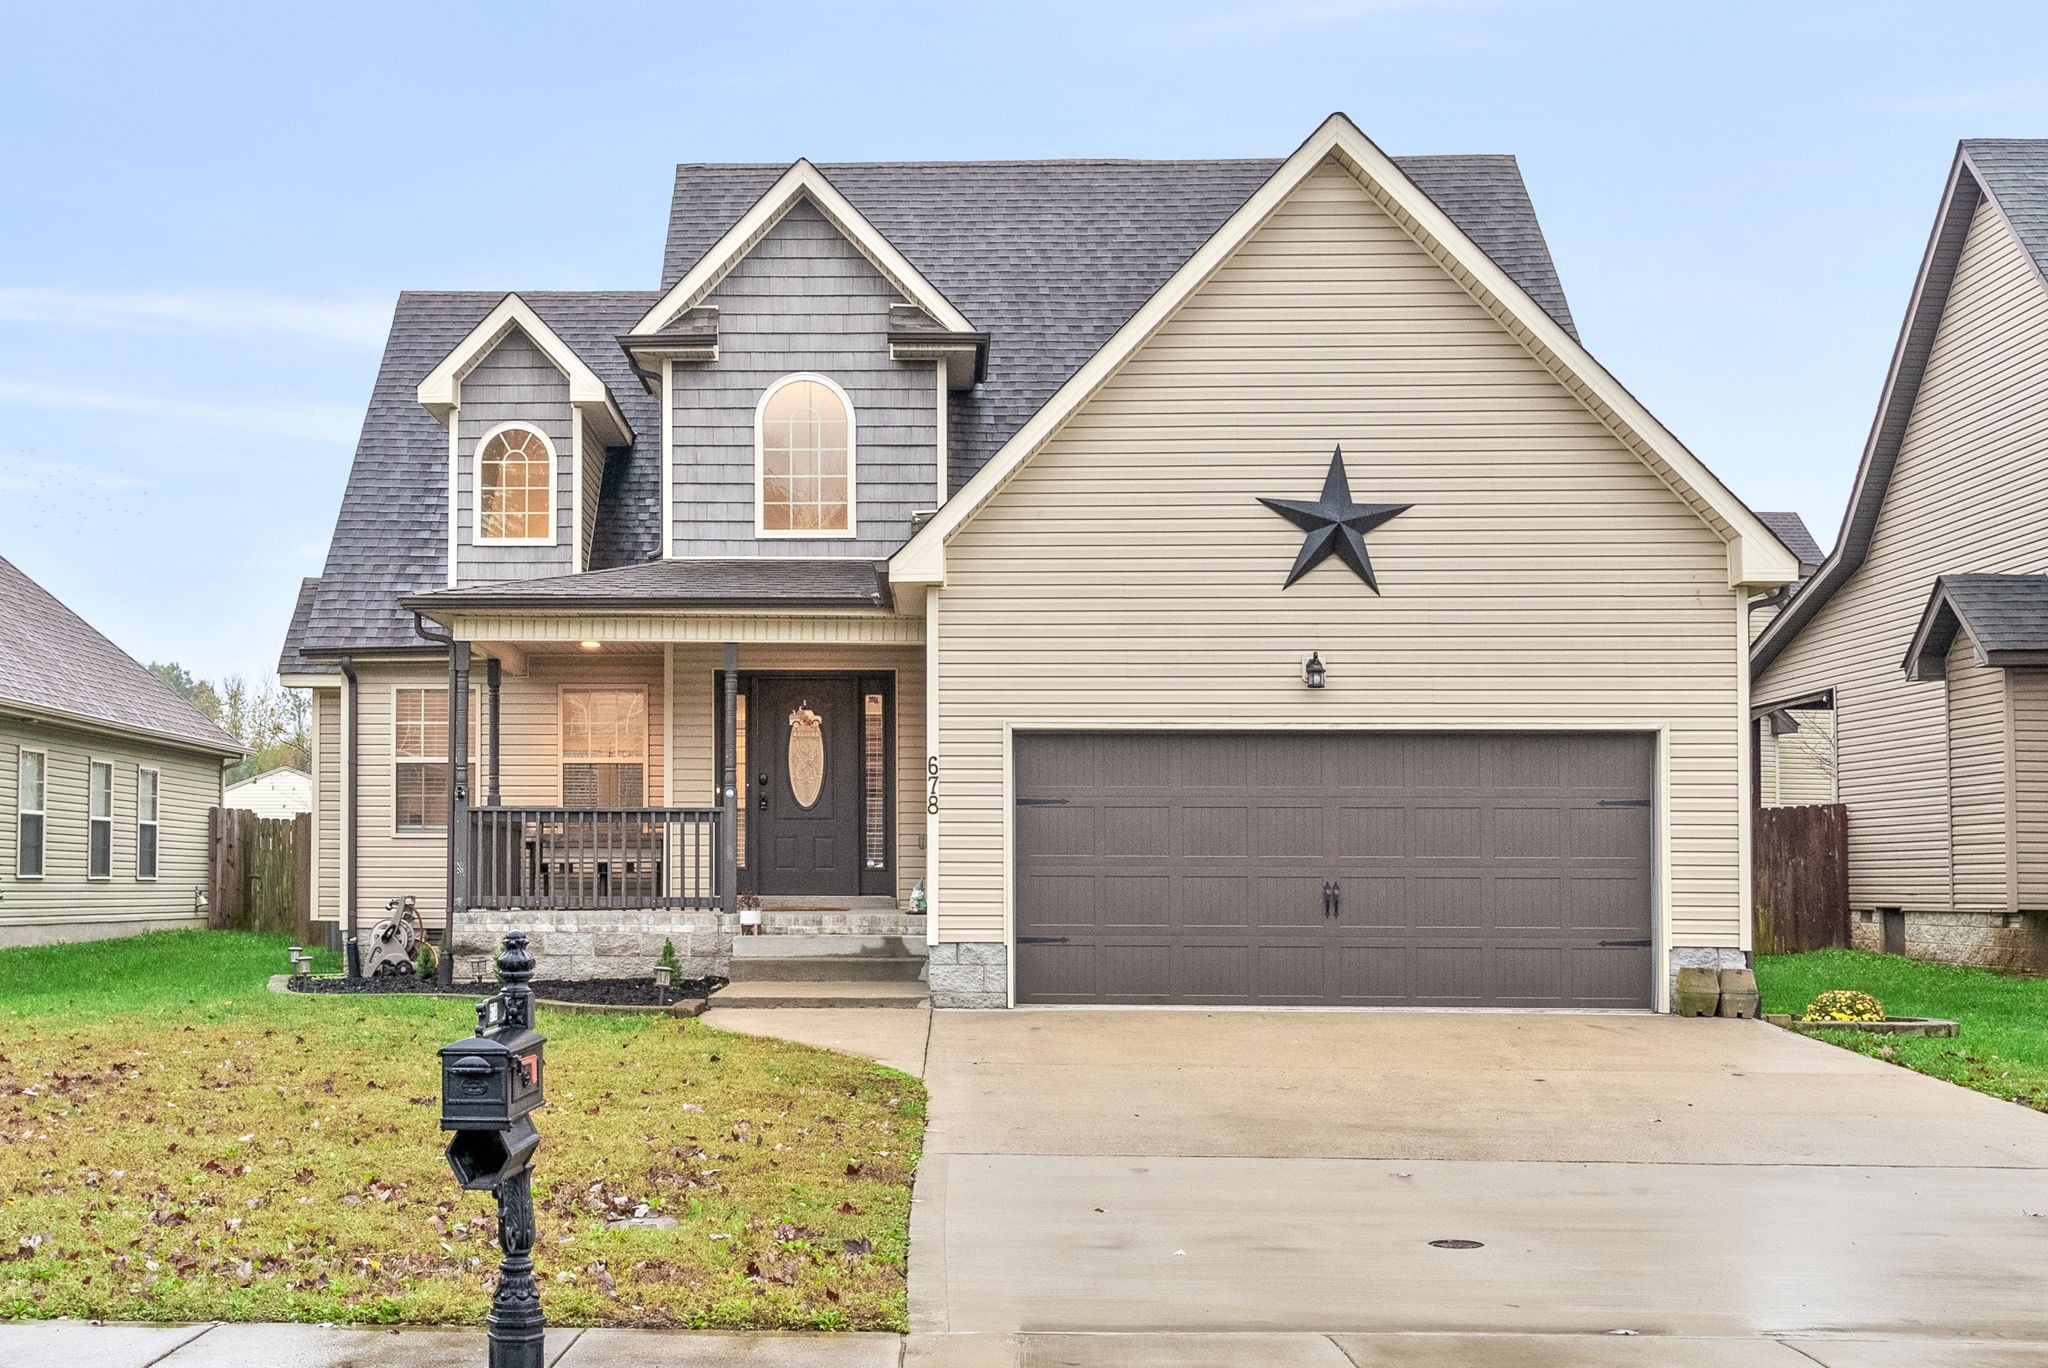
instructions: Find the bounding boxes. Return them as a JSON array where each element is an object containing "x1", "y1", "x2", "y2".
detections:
[{"x1": 904, "y1": 1009, "x2": 2048, "y2": 1365}]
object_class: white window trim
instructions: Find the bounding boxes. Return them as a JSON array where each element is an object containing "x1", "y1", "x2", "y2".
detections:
[
  {"x1": 15, "y1": 746, "x2": 46, "y2": 880},
  {"x1": 471, "y1": 421, "x2": 559, "y2": 548},
  {"x1": 754, "y1": 373, "x2": 858, "y2": 540},
  {"x1": 392, "y1": 685, "x2": 479, "y2": 837},
  {"x1": 86, "y1": 757, "x2": 113, "y2": 881},
  {"x1": 135, "y1": 765, "x2": 160, "y2": 881},
  {"x1": 558, "y1": 685, "x2": 650, "y2": 808}
]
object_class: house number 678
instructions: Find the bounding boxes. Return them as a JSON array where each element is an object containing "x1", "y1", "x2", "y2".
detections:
[{"x1": 927, "y1": 757, "x2": 940, "y2": 814}]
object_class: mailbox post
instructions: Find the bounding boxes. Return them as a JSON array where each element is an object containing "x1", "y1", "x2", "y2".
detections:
[{"x1": 440, "y1": 931, "x2": 547, "y2": 1368}]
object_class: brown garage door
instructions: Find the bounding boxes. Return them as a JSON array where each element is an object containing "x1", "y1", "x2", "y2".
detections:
[{"x1": 1013, "y1": 732, "x2": 1655, "y2": 1008}]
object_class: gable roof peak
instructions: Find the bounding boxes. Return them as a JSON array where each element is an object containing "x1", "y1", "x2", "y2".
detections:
[{"x1": 415, "y1": 292, "x2": 633, "y2": 446}]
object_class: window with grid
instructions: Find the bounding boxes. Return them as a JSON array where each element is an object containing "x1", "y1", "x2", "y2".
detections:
[
  {"x1": 477, "y1": 426, "x2": 552, "y2": 541},
  {"x1": 394, "y1": 688, "x2": 477, "y2": 830},
  {"x1": 88, "y1": 760, "x2": 112, "y2": 878},
  {"x1": 16, "y1": 748, "x2": 44, "y2": 878},
  {"x1": 734, "y1": 692, "x2": 748, "y2": 867},
  {"x1": 561, "y1": 688, "x2": 646, "y2": 807},
  {"x1": 758, "y1": 376, "x2": 852, "y2": 534},
  {"x1": 135, "y1": 766, "x2": 159, "y2": 879}
]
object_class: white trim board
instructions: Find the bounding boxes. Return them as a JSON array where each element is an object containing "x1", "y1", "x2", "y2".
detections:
[
  {"x1": 889, "y1": 112, "x2": 1800, "y2": 593},
  {"x1": 418, "y1": 293, "x2": 633, "y2": 447},
  {"x1": 632, "y1": 160, "x2": 977, "y2": 337}
]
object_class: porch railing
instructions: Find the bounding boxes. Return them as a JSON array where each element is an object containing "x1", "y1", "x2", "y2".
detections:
[{"x1": 468, "y1": 807, "x2": 724, "y2": 911}]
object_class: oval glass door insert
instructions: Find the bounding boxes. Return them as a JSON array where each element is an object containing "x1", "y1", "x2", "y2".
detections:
[{"x1": 787, "y1": 702, "x2": 825, "y2": 809}]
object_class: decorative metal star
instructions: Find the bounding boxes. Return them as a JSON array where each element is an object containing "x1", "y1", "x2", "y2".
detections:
[{"x1": 1257, "y1": 447, "x2": 1412, "y2": 591}]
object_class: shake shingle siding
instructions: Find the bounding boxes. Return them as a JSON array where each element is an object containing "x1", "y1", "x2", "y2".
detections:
[
  {"x1": 454, "y1": 331, "x2": 577, "y2": 585},
  {"x1": 671, "y1": 202, "x2": 940, "y2": 556}
]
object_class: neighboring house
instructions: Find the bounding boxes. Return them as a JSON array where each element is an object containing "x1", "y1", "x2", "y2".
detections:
[
  {"x1": 224, "y1": 766, "x2": 313, "y2": 819},
  {"x1": 1745, "y1": 511, "x2": 1835, "y2": 806},
  {"x1": 0, "y1": 555, "x2": 242, "y2": 947},
  {"x1": 1753, "y1": 140, "x2": 2048, "y2": 970},
  {"x1": 280, "y1": 113, "x2": 1797, "y2": 1010}
]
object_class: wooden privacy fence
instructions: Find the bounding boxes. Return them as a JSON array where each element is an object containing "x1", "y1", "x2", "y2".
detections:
[
  {"x1": 208, "y1": 808, "x2": 311, "y2": 938},
  {"x1": 1753, "y1": 802, "x2": 1850, "y2": 954}
]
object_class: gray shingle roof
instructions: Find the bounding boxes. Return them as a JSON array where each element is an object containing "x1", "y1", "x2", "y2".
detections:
[
  {"x1": 275, "y1": 576, "x2": 331, "y2": 676},
  {"x1": 664, "y1": 157, "x2": 1577, "y2": 492},
  {"x1": 1754, "y1": 511, "x2": 1825, "y2": 572},
  {"x1": 1756, "y1": 140, "x2": 2048, "y2": 677},
  {"x1": 288, "y1": 152, "x2": 1578, "y2": 663},
  {"x1": 0, "y1": 554, "x2": 242, "y2": 753},
  {"x1": 1964, "y1": 140, "x2": 2048, "y2": 277},
  {"x1": 405, "y1": 559, "x2": 888, "y2": 612},
  {"x1": 1904, "y1": 573, "x2": 2048, "y2": 678}
]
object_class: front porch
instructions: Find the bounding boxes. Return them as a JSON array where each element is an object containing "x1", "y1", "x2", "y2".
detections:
[{"x1": 413, "y1": 607, "x2": 930, "y2": 979}]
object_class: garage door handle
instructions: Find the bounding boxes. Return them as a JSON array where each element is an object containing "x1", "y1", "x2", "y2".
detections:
[
  {"x1": 1323, "y1": 881, "x2": 1340, "y2": 918},
  {"x1": 1017, "y1": 935, "x2": 1068, "y2": 945}
]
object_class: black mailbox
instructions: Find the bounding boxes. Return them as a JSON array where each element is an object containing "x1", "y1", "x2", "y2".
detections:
[{"x1": 439, "y1": 1026, "x2": 545, "y2": 1132}]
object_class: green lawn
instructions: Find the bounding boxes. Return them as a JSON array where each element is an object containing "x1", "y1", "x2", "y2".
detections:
[
  {"x1": 0, "y1": 931, "x2": 923, "y2": 1329},
  {"x1": 1756, "y1": 949, "x2": 2048, "y2": 1109}
]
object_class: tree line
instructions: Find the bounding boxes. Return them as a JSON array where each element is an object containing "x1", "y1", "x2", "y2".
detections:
[{"x1": 149, "y1": 663, "x2": 309, "y2": 783}]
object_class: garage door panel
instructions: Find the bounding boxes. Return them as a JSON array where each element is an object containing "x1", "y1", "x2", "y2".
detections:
[{"x1": 1013, "y1": 732, "x2": 1653, "y2": 1008}]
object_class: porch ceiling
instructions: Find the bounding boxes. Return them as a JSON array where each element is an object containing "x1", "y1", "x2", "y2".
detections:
[{"x1": 448, "y1": 611, "x2": 923, "y2": 647}]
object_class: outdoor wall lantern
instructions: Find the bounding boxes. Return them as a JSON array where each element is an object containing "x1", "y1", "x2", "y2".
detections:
[{"x1": 1303, "y1": 652, "x2": 1327, "y2": 689}]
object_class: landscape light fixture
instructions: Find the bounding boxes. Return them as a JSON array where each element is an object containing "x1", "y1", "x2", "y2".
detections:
[{"x1": 1303, "y1": 652, "x2": 1327, "y2": 689}]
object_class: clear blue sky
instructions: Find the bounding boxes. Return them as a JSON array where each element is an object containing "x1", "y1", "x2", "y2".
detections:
[{"x1": 3, "y1": 1, "x2": 2044, "y2": 681}]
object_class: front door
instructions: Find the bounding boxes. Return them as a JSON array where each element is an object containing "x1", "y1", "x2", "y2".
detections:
[{"x1": 749, "y1": 675, "x2": 863, "y2": 897}]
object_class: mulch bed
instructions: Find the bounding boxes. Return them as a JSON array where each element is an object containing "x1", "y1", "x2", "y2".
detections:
[{"x1": 289, "y1": 975, "x2": 723, "y2": 1005}]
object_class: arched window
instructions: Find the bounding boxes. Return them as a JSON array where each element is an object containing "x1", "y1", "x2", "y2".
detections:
[
  {"x1": 475, "y1": 425, "x2": 554, "y2": 542},
  {"x1": 757, "y1": 375, "x2": 854, "y2": 535}
]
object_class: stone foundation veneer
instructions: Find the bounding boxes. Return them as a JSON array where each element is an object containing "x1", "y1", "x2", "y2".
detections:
[
  {"x1": 453, "y1": 910, "x2": 733, "y2": 982},
  {"x1": 1667, "y1": 946, "x2": 1747, "y2": 1010},
  {"x1": 1850, "y1": 908, "x2": 2048, "y2": 974},
  {"x1": 925, "y1": 942, "x2": 1008, "y2": 1008}
]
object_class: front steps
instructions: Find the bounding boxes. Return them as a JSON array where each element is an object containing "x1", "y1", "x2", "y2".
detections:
[{"x1": 716, "y1": 929, "x2": 930, "y2": 1008}]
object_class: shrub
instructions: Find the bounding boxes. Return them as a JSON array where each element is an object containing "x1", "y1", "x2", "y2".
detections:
[
  {"x1": 657, "y1": 938, "x2": 681, "y2": 977},
  {"x1": 415, "y1": 941, "x2": 439, "y2": 982},
  {"x1": 1804, "y1": 988, "x2": 1884, "y2": 1022}
]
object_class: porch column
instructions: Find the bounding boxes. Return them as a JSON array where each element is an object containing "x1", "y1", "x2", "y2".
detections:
[
  {"x1": 443, "y1": 641, "x2": 470, "y2": 988},
  {"x1": 721, "y1": 642, "x2": 739, "y2": 914},
  {"x1": 485, "y1": 657, "x2": 503, "y2": 807}
]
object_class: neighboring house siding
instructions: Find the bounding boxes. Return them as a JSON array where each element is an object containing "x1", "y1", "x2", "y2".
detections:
[
  {"x1": 224, "y1": 769, "x2": 312, "y2": 818},
  {"x1": 931, "y1": 160, "x2": 1748, "y2": 952},
  {"x1": 1755, "y1": 197, "x2": 2048, "y2": 915},
  {"x1": 1946, "y1": 637, "x2": 2010, "y2": 910},
  {"x1": 2012, "y1": 669, "x2": 2048, "y2": 907},
  {"x1": 670, "y1": 201, "x2": 940, "y2": 557},
  {"x1": 313, "y1": 688, "x2": 341, "y2": 923},
  {"x1": 666, "y1": 642, "x2": 926, "y2": 903},
  {"x1": 455, "y1": 331, "x2": 576, "y2": 585},
  {"x1": 0, "y1": 715, "x2": 220, "y2": 947}
]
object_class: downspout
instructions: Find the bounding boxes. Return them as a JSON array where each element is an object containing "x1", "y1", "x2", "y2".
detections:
[{"x1": 340, "y1": 656, "x2": 362, "y2": 980}]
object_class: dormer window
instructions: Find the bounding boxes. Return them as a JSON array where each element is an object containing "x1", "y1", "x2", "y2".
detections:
[
  {"x1": 756, "y1": 374, "x2": 855, "y2": 536},
  {"x1": 476, "y1": 424, "x2": 554, "y2": 542}
]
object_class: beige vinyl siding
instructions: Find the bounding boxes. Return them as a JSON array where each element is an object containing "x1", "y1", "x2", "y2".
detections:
[
  {"x1": 1758, "y1": 709, "x2": 1837, "y2": 807},
  {"x1": 0, "y1": 715, "x2": 222, "y2": 946},
  {"x1": 312, "y1": 688, "x2": 341, "y2": 922},
  {"x1": 932, "y1": 158, "x2": 1748, "y2": 949},
  {"x1": 666, "y1": 643, "x2": 926, "y2": 902},
  {"x1": 2012, "y1": 669, "x2": 2048, "y2": 907},
  {"x1": 1947, "y1": 636, "x2": 2011, "y2": 909},
  {"x1": 1756, "y1": 196, "x2": 2048, "y2": 915},
  {"x1": 353, "y1": 662, "x2": 454, "y2": 927}
]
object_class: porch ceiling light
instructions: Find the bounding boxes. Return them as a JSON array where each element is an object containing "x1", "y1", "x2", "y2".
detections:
[{"x1": 579, "y1": 640, "x2": 603, "y2": 652}]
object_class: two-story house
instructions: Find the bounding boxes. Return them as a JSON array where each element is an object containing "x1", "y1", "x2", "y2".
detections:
[
  {"x1": 280, "y1": 114, "x2": 1797, "y2": 1009},
  {"x1": 1753, "y1": 141, "x2": 2048, "y2": 970}
]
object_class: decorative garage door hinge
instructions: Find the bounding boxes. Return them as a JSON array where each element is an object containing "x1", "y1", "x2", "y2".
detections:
[
  {"x1": 1014, "y1": 796, "x2": 1069, "y2": 806},
  {"x1": 1598, "y1": 798, "x2": 1651, "y2": 808},
  {"x1": 1016, "y1": 935, "x2": 1070, "y2": 945}
]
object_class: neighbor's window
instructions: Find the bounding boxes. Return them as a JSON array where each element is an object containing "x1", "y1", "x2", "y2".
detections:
[
  {"x1": 88, "y1": 760, "x2": 112, "y2": 879},
  {"x1": 16, "y1": 748, "x2": 45, "y2": 878},
  {"x1": 561, "y1": 688, "x2": 647, "y2": 807},
  {"x1": 757, "y1": 375, "x2": 852, "y2": 534},
  {"x1": 136, "y1": 766, "x2": 159, "y2": 879},
  {"x1": 477, "y1": 425, "x2": 553, "y2": 542},
  {"x1": 394, "y1": 688, "x2": 478, "y2": 830}
]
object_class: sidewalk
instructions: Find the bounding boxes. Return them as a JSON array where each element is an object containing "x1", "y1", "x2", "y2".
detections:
[{"x1": 8, "y1": 1321, "x2": 2048, "y2": 1366}]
